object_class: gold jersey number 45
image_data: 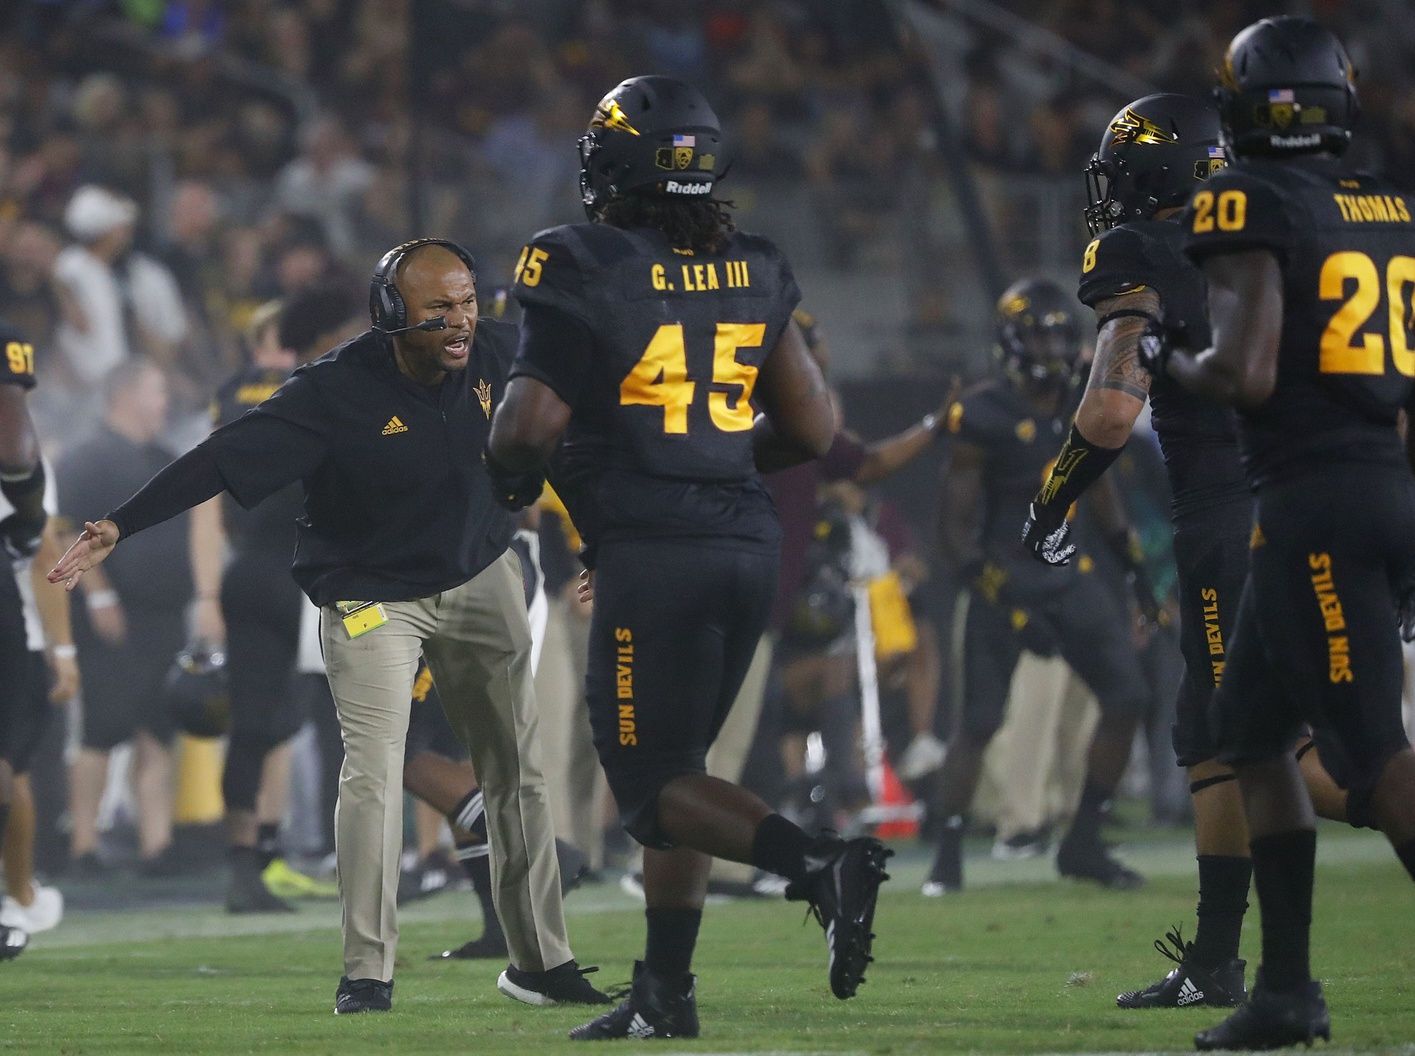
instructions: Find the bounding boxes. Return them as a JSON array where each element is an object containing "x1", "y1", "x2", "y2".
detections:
[{"x1": 620, "y1": 322, "x2": 765, "y2": 434}]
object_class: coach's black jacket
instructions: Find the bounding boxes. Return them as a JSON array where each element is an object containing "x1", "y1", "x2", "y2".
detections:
[{"x1": 107, "y1": 321, "x2": 517, "y2": 606}]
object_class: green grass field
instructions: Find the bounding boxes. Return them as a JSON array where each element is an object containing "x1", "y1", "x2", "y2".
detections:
[{"x1": 5, "y1": 822, "x2": 1413, "y2": 1055}]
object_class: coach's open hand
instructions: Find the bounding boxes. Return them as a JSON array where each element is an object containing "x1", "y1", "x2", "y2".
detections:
[{"x1": 47, "y1": 519, "x2": 120, "y2": 591}]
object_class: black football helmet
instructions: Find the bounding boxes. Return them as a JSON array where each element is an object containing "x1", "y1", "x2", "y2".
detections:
[
  {"x1": 1216, "y1": 17, "x2": 1357, "y2": 158},
  {"x1": 995, "y1": 278, "x2": 1082, "y2": 384},
  {"x1": 1085, "y1": 94, "x2": 1224, "y2": 235},
  {"x1": 165, "y1": 642, "x2": 230, "y2": 739},
  {"x1": 578, "y1": 76, "x2": 723, "y2": 218}
]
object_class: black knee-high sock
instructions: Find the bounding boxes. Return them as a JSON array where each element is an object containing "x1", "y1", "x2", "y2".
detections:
[
  {"x1": 448, "y1": 787, "x2": 487, "y2": 841},
  {"x1": 0, "y1": 804, "x2": 9, "y2": 844},
  {"x1": 749, "y1": 813, "x2": 816, "y2": 883},
  {"x1": 256, "y1": 822, "x2": 281, "y2": 868},
  {"x1": 456, "y1": 842, "x2": 504, "y2": 938},
  {"x1": 1396, "y1": 838, "x2": 1415, "y2": 883},
  {"x1": 1191, "y1": 855, "x2": 1252, "y2": 967},
  {"x1": 1249, "y1": 830, "x2": 1316, "y2": 992},
  {"x1": 644, "y1": 907, "x2": 702, "y2": 976}
]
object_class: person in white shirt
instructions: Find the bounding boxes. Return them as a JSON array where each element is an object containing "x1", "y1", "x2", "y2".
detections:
[{"x1": 53, "y1": 186, "x2": 189, "y2": 395}]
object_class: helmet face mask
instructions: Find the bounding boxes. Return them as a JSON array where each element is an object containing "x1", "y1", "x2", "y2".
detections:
[
  {"x1": 1084, "y1": 94, "x2": 1224, "y2": 234},
  {"x1": 577, "y1": 133, "x2": 600, "y2": 207},
  {"x1": 1005, "y1": 315, "x2": 1081, "y2": 381},
  {"x1": 1084, "y1": 153, "x2": 1126, "y2": 235},
  {"x1": 995, "y1": 279, "x2": 1081, "y2": 384}
]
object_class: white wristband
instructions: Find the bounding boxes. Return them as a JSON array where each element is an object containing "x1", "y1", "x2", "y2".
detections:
[
  {"x1": 51, "y1": 644, "x2": 77, "y2": 660},
  {"x1": 86, "y1": 590, "x2": 119, "y2": 610}
]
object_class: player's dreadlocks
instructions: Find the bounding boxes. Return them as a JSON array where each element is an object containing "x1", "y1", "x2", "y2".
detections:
[{"x1": 598, "y1": 194, "x2": 736, "y2": 256}]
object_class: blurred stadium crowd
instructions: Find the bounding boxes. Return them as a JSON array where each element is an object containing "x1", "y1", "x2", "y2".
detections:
[{"x1": 1, "y1": 0, "x2": 1414, "y2": 922}]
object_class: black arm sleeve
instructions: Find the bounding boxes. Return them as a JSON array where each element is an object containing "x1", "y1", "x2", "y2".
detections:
[
  {"x1": 1034, "y1": 423, "x2": 1125, "y2": 512},
  {"x1": 507, "y1": 302, "x2": 594, "y2": 408},
  {"x1": 106, "y1": 445, "x2": 225, "y2": 539}
]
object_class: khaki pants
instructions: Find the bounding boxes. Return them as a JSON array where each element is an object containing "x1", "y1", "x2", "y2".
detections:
[
  {"x1": 321, "y1": 549, "x2": 571, "y2": 981},
  {"x1": 975, "y1": 656, "x2": 1099, "y2": 838}
]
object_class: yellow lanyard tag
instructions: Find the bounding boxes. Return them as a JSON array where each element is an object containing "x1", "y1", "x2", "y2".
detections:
[{"x1": 335, "y1": 601, "x2": 388, "y2": 639}]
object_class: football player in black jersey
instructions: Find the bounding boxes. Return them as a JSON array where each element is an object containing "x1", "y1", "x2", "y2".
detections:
[
  {"x1": 1024, "y1": 93, "x2": 1350, "y2": 1011},
  {"x1": 1137, "y1": 18, "x2": 1415, "y2": 1049},
  {"x1": 928, "y1": 279, "x2": 1152, "y2": 896},
  {"x1": 0, "y1": 316, "x2": 45, "y2": 960},
  {"x1": 488, "y1": 76, "x2": 891, "y2": 1040}
]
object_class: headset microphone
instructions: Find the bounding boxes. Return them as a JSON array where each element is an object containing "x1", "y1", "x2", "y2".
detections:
[{"x1": 375, "y1": 316, "x2": 448, "y2": 337}]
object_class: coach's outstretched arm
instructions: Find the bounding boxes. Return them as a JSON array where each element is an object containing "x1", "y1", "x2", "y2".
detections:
[{"x1": 48, "y1": 413, "x2": 323, "y2": 590}]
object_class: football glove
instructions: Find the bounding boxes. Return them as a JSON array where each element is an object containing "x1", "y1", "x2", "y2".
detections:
[
  {"x1": 1135, "y1": 318, "x2": 1175, "y2": 377},
  {"x1": 0, "y1": 510, "x2": 46, "y2": 562},
  {"x1": 1021, "y1": 502, "x2": 1075, "y2": 566},
  {"x1": 482, "y1": 446, "x2": 544, "y2": 512}
]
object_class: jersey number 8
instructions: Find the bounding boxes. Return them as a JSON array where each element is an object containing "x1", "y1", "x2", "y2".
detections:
[
  {"x1": 620, "y1": 323, "x2": 764, "y2": 434},
  {"x1": 1318, "y1": 251, "x2": 1415, "y2": 377}
]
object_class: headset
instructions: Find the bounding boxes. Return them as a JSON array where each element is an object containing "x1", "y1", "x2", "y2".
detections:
[{"x1": 368, "y1": 237, "x2": 478, "y2": 336}]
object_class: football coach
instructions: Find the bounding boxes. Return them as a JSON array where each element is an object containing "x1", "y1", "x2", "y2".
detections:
[{"x1": 49, "y1": 239, "x2": 606, "y2": 1013}]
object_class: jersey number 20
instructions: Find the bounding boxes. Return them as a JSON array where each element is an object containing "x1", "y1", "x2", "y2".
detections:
[
  {"x1": 620, "y1": 323, "x2": 764, "y2": 434},
  {"x1": 1318, "y1": 251, "x2": 1415, "y2": 376}
]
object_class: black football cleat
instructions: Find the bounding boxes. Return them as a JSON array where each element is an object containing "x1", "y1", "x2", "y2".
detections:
[
  {"x1": 1117, "y1": 926, "x2": 1246, "y2": 1009},
  {"x1": 786, "y1": 835, "x2": 892, "y2": 999},
  {"x1": 0, "y1": 925, "x2": 27, "y2": 961},
  {"x1": 568, "y1": 961, "x2": 698, "y2": 1040},
  {"x1": 334, "y1": 976, "x2": 392, "y2": 1014},
  {"x1": 1195, "y1": 971, "x2": 1329, "y2": 1050},
  {"x1": 431, "y1": 930, "x2": 508, "y2": 961},
  {"x1": 1056, "y1": 833, "x2": 1144, "y2": 890},
  {"x1": 498, "y1": 959, "x2": 612, "y2": 1006}
]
